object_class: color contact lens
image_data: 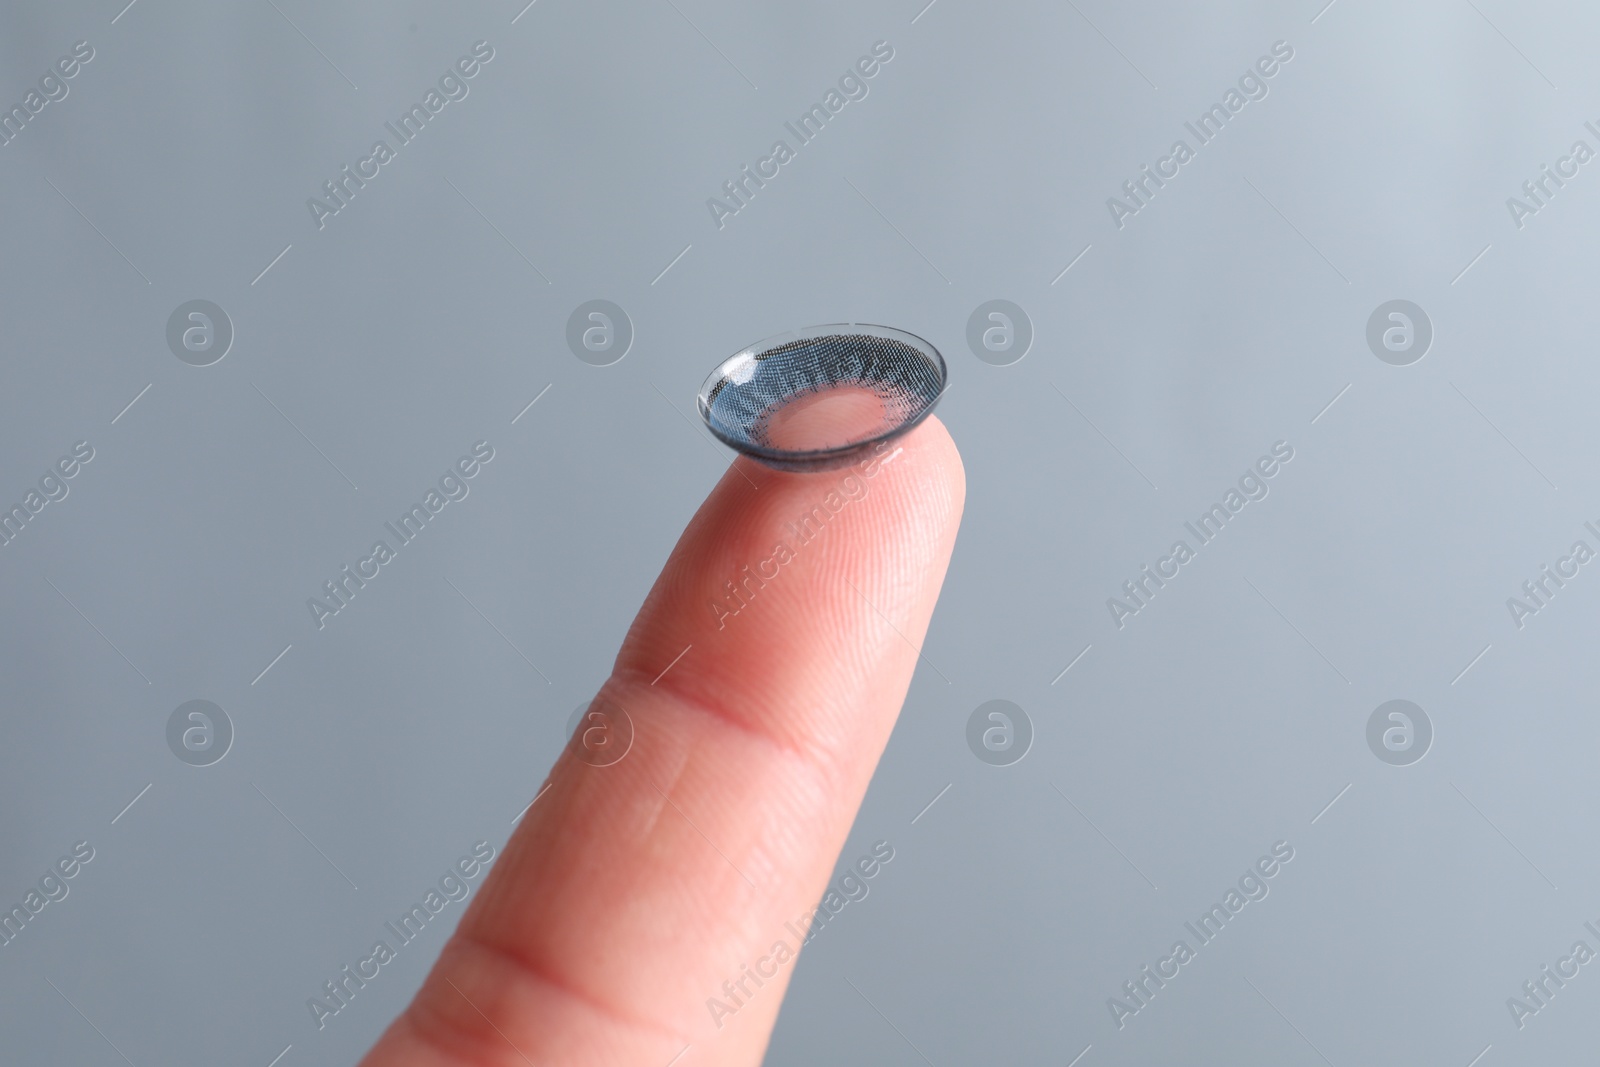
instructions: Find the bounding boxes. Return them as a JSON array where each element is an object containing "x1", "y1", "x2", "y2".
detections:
[{"x1": 697, "y1": 324, "x2": 947, "y2": 472}]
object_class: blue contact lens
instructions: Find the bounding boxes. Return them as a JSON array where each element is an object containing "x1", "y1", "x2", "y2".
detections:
[{"x1": 697, "y1": 324, "x2": 947, "y2": 472}]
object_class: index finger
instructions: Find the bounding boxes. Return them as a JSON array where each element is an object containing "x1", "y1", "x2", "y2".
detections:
[{"x1": 360, "y1": 416, "x2": 965, "y2": 1067}]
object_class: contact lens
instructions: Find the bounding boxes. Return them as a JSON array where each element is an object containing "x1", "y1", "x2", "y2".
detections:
[{"x1": 697, "y1": 324, "x2": 947, "y2": 472}]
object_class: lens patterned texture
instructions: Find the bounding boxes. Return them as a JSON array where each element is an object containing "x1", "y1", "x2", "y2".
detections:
[{"x1": 699, "y1": 325, "x2": 946, "y2": 472}]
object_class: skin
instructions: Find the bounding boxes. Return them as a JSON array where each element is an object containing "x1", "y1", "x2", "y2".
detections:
[{"x1": 359, "y1": 416, "x2": 965, "y2": 1067}]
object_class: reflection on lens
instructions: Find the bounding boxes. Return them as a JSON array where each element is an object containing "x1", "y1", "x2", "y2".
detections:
[{"x1": 697, "y1": 324, "x2": 947, "y2": 472}]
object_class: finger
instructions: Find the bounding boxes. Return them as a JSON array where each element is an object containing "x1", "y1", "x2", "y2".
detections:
[{"x1": 360, "y1": 416, "x2": 965, "y2": 1067}]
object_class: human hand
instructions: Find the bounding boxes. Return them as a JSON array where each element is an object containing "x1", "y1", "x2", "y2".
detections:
[{"x1": 358, "y1": 416, "x2": 964, "y2": 1066}]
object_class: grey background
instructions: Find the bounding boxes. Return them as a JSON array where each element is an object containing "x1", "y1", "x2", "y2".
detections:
[{"x1": 0, "y1": 0, "x2": 1594, "y2": 1064}]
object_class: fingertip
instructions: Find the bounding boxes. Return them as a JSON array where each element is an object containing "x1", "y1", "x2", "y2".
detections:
[
  {"x1": 726, "y1": 412, "x2": 964, "y2": 524},
  {"x1": 905, "y1": 413, "x2": 966, "y2": 518}
]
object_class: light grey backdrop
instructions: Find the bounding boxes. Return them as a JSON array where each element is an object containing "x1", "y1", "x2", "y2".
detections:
[{"x1": 1, "y1": 0, "x2": 1596, "y2": 1064}]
